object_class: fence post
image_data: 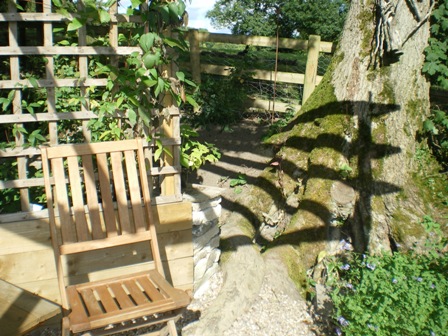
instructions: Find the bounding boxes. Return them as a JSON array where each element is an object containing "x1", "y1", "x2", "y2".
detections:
[
  {"x1": 189, "y1": 29, "x2": 202, "y2": 85},
  {"x1": 160, "y1": 30, "x2": 181, "y2": 199},
  {"x1": 302, "y1": 35, "x2": 321, "y2": 105}
]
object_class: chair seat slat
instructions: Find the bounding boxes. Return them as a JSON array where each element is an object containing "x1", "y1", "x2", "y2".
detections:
[
  {"x1": 94, "y1": 286, "x2": 120, "y2": 313},
  {"x1": 123, "y1": 279, "x2": 150, "y2": 305},
  {"x1": 108, "y1": 283, "x2": 135, "y2": 310},
  {"x1": 79, "y1": 288, "x2": 104, "y2": 317},
  {"x1": 137, "y1": 275, "x2": 165, "y2": 302}
]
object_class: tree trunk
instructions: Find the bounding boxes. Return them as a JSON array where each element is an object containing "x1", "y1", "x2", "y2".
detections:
[{"x1": 244, "y1": 0, "x2": 443, "y2": 285}]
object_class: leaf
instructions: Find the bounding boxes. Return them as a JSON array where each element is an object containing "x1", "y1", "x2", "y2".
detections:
[
  {"x1": 142, "y1": 78, "x2": 158, "y2": 87},
  {"x1": 155, "y1": 77, "x2": 165, "y2": 97},
  {"x1": 127, "y1": 109, "x2": 137, "y2": 127},
  {"x1": 139, "y1": 33, "x2": 157, "y2": 53},
  {"x1": 163, "y1": 37, "x2": 187, "y2": 50},
  {"x1": 423, "y1": 120, "x2": 438, "y2": 135},
  {"x1": 104, "y1": 0, "x2": 116, "y2": 7},
  {"x1": 176, "y1": 71, "x2": 185, "y2": 82},
  {"x1": 28, "y1": 77, "x2": 39, "y2": 88},
  {"x1": 67, "y1": 18, "x2": 85, "y2": 31},
  {"x1": 52, "y1": 0, "x2": 62, "y2": 7},
  {"x1": 98, "y1": 9, "x2": 111, "y2": 24},
  {"x1": 130, "y1": 0, "x2": 142, "y2": 8}
]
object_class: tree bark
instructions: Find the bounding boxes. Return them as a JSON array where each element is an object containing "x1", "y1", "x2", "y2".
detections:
[{"x1": 245, "y1": 0, "x2": 442, "y2": 283}]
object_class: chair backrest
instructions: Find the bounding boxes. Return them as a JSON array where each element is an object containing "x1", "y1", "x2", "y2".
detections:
[{"x1": 41, "y1": 139, "x2": 164, "y2": 307}]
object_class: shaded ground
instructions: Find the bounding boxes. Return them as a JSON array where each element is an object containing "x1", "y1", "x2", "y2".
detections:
[
  {"x1": 182, "y1": 118, "x2": 320, "y2": 336},
  {"x1": 189, "y1": 118, "x2": 273, "y2": 221}
]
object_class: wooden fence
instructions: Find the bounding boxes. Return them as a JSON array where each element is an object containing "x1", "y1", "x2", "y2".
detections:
[
  {"x1": 0, "y1": 1, "x2": 192, "y2": 324},
  {"x1": 183, "y1": 30, "x2": 334, "y2": 112}
]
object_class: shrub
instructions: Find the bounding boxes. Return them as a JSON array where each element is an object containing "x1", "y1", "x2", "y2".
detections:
[{"x1": 323, "y1": 218, "x2": 447, "y2": 336}]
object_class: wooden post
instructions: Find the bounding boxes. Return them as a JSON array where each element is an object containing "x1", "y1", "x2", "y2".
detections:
[
  {"x1": 77, "y1": 0, "x2": 91, "y2": 142},
  {"x1": 302, "y1": 35, "x2": 321, "y2": 105},
  {"x1": 160, "y1": 30, "x2": 181, "y2": 198},
  {"x1": 44, "y1": 0, "x2": 57, "y2": 146},
  {"x1": 189, "y1": 29, "x2": 201, "y2": 85},
  {"x1": 8, "y1": 0, "x2": 30, "y2": 211}
]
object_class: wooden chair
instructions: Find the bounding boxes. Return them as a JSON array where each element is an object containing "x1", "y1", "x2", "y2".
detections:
[{"x1": 41, "y1": 139, "x2": 191, "y2": 336}]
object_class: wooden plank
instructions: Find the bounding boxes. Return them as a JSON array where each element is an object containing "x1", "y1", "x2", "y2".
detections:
[
  {"x1": 123, "y1": 280, "x2": 149, "y2": 305},
  {"x1": 81, "y1": 155, "x2": 104, "y2": 239},
  {"x1": 52, "y1": 157, "x2": 77, "y2": 243},
  {"x1": 0, "y1": 46, "x2": 141, "y2": 56},
  {"x1": 187, "y1": 30, "x2": 333, "y2": 53},
  {"x1": 44, "y1": 139, "x2": 138, "y2": 158},
  {"x1": 200, "y1": 64, "x2": 306, "y2": 84},
  {"x1": 0, "y1": 280, "x2": 60, "y2": 336},
  {"x1": 67, "y1": 156, "x2": 90, "y2": 241},
  {"x1": 59, "y1": 231, "x2": 152, "y2": 255},
  {"x1": 152, "y1": 201, "x2": 192, "y2": 226},
  {"x1": 110, "y1": 151, "x2": 133, "y2": 234},
  {"x1": 0, "y1": 13, "x2": 142, "y2": 23},
  {"x1": 96, "y1": 153, "x2": 118, "y2": 237},
  {"x1": 124, "y1": 150, "x2": 146, "y2": 232},
  {"x1": 0, "y1": 78, "x2": 108, "y2": 89},
  {"x1": 0, "y1": 219, "x2": 51, "y2": 255},
  {"x1": 303, "y1": 35, "x2": 321, "y2": 104},
  {"x1": 43, "y1": 0, "x2": 57, "y2": 146},
  {"x1": 108, "y1": 283, "x2": 135, "y2": 309},
  {"x1": 189, "y1": 29, "x2": 202, "y2": 84},
  {"x1": 8, "y1": 1, "x2": 29, "y2": 212},
  {"x1": 138, "y1": 276, "x2": 165, "y2": 302},
  {"x1": 94, "y1": 286, "x2": 119, "y2": 313},
  {"x1": 0, "y1": 111, "x2": 99, "y2": 124},
  {"x1": 79, "y1": 288, "x2": 103, "y2": 316}
]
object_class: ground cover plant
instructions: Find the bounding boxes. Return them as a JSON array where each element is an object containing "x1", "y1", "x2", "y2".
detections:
[{"x1": 323, "y1": 217, "x2": 447, "y2": 336}]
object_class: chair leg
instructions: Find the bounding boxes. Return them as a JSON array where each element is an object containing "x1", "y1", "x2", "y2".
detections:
[
  {"x1": 62, "y1": 317, "x2": 71, "y2": 336},
  {"x1": 167, "y1": 320, "x2": 178, "y2": 336}
]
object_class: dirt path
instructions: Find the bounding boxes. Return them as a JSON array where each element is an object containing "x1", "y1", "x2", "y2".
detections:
[
  {"x1": 189, "y1": 119, "x2": 273, "y2": 221},
  {"x1": 183, "y1": 119, "x2": 317, "y2": 336}
]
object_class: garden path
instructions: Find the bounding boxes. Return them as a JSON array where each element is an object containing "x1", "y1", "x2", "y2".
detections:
[{"x1": 181, "y1": 118, "x2": 319, "y2": 336}]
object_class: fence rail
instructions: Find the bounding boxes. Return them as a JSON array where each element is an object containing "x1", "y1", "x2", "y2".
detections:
[{"x1": 183, "y1": 30, "x2": 334, "y2": 112}]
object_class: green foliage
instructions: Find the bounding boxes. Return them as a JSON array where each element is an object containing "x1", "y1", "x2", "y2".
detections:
[
  {"x1": 230, "y1": 174, "x2": 247, "y2": 194},
  {"x1": 180, "y1": 125, "x2": 221, "y2": 171},
  {"x1": 206, "y1": 0, "x2": 349, "y2": 41},
  {"x1": 186, "y1": 67, "x2": 252, "y2": 127},
  {"x1": 262, "y1": 107, "x2": 296, "y2": 141},
  {"x1": 423, "y1": 108, "x2": 448, "y2": 169},
  {"x1": 423, "y1": 0, "x2": 448, "y2": 89},
  {"x1": 322, "y1": 219, "x2": 447, "y2": 336}
]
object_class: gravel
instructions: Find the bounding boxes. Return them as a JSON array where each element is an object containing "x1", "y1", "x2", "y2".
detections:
[{"x1": 182, "y1": 268, "x2": 318, "y2": 336}]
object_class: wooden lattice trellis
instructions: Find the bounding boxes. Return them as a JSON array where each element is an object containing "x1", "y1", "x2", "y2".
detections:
[{"x1": 0, "y1": 0, "x2": 183, "y2": 215}]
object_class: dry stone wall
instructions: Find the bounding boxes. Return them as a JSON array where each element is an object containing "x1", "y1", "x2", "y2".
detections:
[{"x1": 183, "y1": 185, "x2": 224, "y2": 298}]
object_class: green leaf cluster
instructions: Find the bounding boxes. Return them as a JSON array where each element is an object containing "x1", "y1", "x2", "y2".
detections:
[
  {"x1": 206, "y1": 0, "x2": 349, "y2": 41},
  {"x1": 180, "y1": 125, "x2": 221, "y2": 171},
  {"x1": 423, "y1": 0, "x2": 448, "y2": 89},
  {"x1": 323, "y1": 219, "x2": 448, "y2": 336},
  {"x1": 423, "y1": 108, "x2": 448, "y2": 169}
]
